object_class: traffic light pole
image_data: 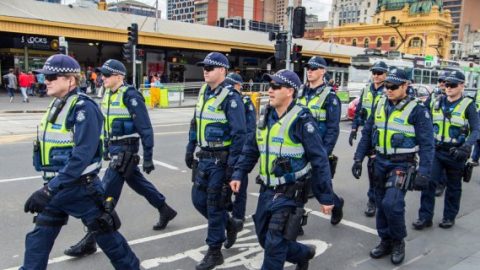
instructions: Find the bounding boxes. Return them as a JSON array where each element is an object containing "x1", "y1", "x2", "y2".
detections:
[
  {"x1": 132, "y1": 44, "x2": 136, "y2": 88},
  {"x1": 285, "y1": 0, "x2": 294, "y2": 71}
]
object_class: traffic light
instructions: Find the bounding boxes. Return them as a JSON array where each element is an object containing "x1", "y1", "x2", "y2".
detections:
[
  {"x1": 292, "y1": 6, "x2": 306, "y2": 38},
  {"x1": 274, "y1": 39, "x2": 287, "y2": 61},
  {"x1": 127, "y1": 23, "x2": 138, "y2": 45},
  {"x1": 291, "y1": 44, "x2": 303, "y2": 63},
  {"x1": 122, "y1": 43, "x2": 133, "y2": 63}
]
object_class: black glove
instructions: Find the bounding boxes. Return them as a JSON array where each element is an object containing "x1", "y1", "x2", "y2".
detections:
[
  {"x1": 225, "y1": 166, "x2": 234, "y2": 181},
  {"x1": 185, "y1": 152, "x2": 194, "y2": 169},
  {"x1": 349, "y1": 130, "x2": 357, "y2": 146},
  {"x1": 143, "y1": 159, "x2": 155, "y2": 174},
  {"x1": 352, "y1": 160, "x2": 362, "y2": 179},
  {"x1": 103, "y1": 151, "x2": 110, "y2": 161},
  {"x1": 24, "y1": 186, "x2": 53, "y2": 214},
  {"x1": 413, "y1": 173, "x2": 430, "y2": 191},
  {"x1": 449, "y1": 145, "x2": 471, "y2": 161}
]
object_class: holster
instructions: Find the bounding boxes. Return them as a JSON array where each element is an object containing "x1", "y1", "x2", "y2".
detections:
[
  {"x1": 110, "y1": 151, "x2": 140, "y2": 178},
  {"x1": 385, "y1": 165, "x2": 416, "y2": 191},
  {"x1": 191, "y1": 159, "x2": 199, "y2": 183},
  {"x1": 283, "y1": 207, "x2": 307, "y2": 241},
  {"x1": 221, "y1": 183, "x2": 233, "y2": 211},
  {"x1": 329, "y1": 155, "x2": 338, "y2": 178},
  {"x1": 463, "y1": 162, "x2": 474, "y2": 183}
]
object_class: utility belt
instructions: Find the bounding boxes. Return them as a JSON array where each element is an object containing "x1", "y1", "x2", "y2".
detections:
[
  {"x1": 256, "y1": 174, "x2": 311, "y2": 204},
  {"x1": 59, "y1": 174, "x2": 97, "y2": 189},
  {"x1": 383, "y1": 164, "x2": 416, "y2": 191},
  {"x1": 109, "y1": 151, "x2": 140, "y2": 178},
  {"x1": 108, "y1": 137, "x2": 139, "y2": 146},
  {"x1": 196, "y1": 150, "x2": 229, "y2": 164},
  {"x1": 376, "y1": 153, "x2": 416, "y2": 163},
  {"x1": 329, "y1": 155, "x2": 338, "y2": 178},
  {"x1": 435, "y1": 143, "x2": 460, "y2": 152}
]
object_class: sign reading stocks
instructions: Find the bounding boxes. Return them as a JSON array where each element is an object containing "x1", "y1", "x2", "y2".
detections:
[{"x1": 15, "y1": 35, "x2": 58, "y2": 50}]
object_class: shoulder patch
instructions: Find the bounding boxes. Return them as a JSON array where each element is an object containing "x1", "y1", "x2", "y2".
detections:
[
  {"x1": 76, "y1": 110, "x2": 86, "y2": 122},
  {"x1": 305, "y1": 122, "x2": 315, "y2": 133},
  {"x1": 332, "y1": 98, "x2": 338, "y2": 106},
  {"x1": 130, "y1": 98, "x2": 138, "y2": 107},
  {"x1": 76, "y1": 100, "x2": 85, "y2": 106},
  {"x1": 425, "y1": 110, "x2": 430, "y2": 119},
  {"x1": 230, "y1": 99, "x2": 238, "y2": 108}
]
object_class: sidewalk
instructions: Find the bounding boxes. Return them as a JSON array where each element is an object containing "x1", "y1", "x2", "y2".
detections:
[{"x1": 0, "y1": 92, "x2": 53, "y2": 113}]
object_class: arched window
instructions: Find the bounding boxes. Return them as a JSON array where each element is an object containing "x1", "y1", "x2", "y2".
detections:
[
  {"x1": 376, "y1": 38, "x2": 382, "y2": 48},
  {"x1": 408, "y1": 37, "x2": 423, "y2": 48},
  {"x1": 364, "y1": 38, "x2": 370, "y2": 48},
  {"x1": 390, "y1": 37, "x2": 396, "y2": 47},
  {"x1": 352, "y1": 39, "x2": 357, "y2": 47},
  {"x1": 391, "y1": 16, "x2": 397, "y2": 23},
  {"x1": 377, "y1": 18, "x2": 381, "y2": 24},
  {"x1": 439, "y1": 38, "x2": 444, "y2": 48}
]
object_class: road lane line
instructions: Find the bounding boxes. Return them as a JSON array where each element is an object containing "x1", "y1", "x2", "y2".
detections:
[
  {"x1": 152, "y1": 159, "x2": 179, "y2": 171},
  {"x1": 152, "y1": 123, "x2": 189, "y2": 127},
  {"x1": 0, "y1": 176, "x2": 41, "y2": 183}
]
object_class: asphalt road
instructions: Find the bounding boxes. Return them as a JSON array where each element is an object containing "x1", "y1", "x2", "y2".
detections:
[{"x1": 0, "y1": 108, "x2": 480, "y2": 270}]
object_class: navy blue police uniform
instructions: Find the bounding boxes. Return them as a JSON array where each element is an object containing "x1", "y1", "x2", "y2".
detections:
[
  {"x1": 416, "y1": 71, "x2": 480, "y2": 229},
  {"x1": 298, "y1": 56, "x2": 344, "y2": 225},
  {"x1": 232, "y1": 70, "x2": 334, "y2": 270},
  {"x1": 353, "y1": 67, "x2": 434, "y2": 265},
  {"x1": 185, "y1": 52, "x2": 247, "y2": 270},
  {"x1": 350, "y1": 61, "x2": 388, "y2": 217},
  {"x1": 23, "y1": 54, "x2": 139, "y2": 269}
]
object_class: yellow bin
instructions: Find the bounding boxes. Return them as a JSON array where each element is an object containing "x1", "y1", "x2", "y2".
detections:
[{"x1": 159, "y1": 88, "x2": 169, "y2": 108}]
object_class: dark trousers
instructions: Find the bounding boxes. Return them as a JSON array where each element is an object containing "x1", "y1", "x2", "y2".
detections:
[
  {"x1": 253, "y1": 188, "x2": 311, "y2": 270},
  {"x1": 373, "y1": 157, "x2": 408, "y2": 241},
  {"x1": 7, "y1": 87, "x2": 15, "y2": 97},
  {"x1": 231, "y1": 174, "x2": 248, "y2": 220},
  {"x1": 191, "y1": 158, "x2": 228, "y2": 248},
  {"x1": 21, "y1": 178, "x2": 139, "y2": 269},
  {"x1": 419, "y1": 149, "x2": 464, "y2": 221},
  {"x1": 367, "y1": 156, "x2": 376, "y2": 204}
]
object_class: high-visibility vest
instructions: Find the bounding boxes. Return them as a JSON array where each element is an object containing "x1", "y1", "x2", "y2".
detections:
[
  {"x1": 361, "y1": 85, "x2": 383, "y2": 119},
  {"x1": 432, "y1": 97, "x2": 472, "y2": 145}
]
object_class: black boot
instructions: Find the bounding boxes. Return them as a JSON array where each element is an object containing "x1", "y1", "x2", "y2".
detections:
[
  {"x1": 412, "y1": 219, "x2": 433, "y2": 230},
  {"x1": 364, "y1": 201, "x2": 376, "y2": 217},
  {"x1": 370, "y1": 240, "x2": 392, "y2": 259},
  {"x1": 153, "y1": 203, "x2": 177, "y2": 230},
  {"x1": 224, "y1": 217, "x2": 242, "y2": 249},
  {"x1": 331, "y1": 197, "x2": 344, "y2": 225},
  {"x1": 196, "y1": 247, "x2": 224, "y2": 270},
  {"x1": 64, "y1": 231, "x2": 97, "y2": 257},
  {"x1": 295, "y1": 244, "x2": 316, "y2": 270},
  {"x1": 390, "y1": 240, "x2": 405, "y2": 265}
]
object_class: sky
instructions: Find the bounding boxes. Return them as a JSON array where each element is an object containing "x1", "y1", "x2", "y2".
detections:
[{"x1": 63, "y1": 0, "x2": 333, "y2": 21}]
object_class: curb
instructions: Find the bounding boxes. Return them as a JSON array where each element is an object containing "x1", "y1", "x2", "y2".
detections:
[{"x1": 0, "y1": 110, "x2": 46, "y2": 114}]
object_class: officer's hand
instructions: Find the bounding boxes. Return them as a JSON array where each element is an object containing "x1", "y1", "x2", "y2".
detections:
[
  {"x1": 230, "y1": 180, "x2": 241, "y2": 193},
  {"x1": 413, "y1": 173, "x2": 430, "y2": 191},
  {"x1": 349, "y1": 129, "x2": 357, "y2": 146},
  {"x1": 352, "y1": 160, "x2": 362, "y2": 179},
  {"x1": 24, "y1": 186, "x2": 52, "y2": 214},
  {"x1": 320, "y1": 204, "x2": 334, "y2": 215},
  {"x1": 185, "y1": 152, "x2": 194, "y2": 169},
  {"x1": 143, "y1": 159, "x2": 155, "y2": 174},
  {"x1": 225, "y1": 166, "x2": 234, "y2": 181},
  {"x1": 449, "y1": 146, "x2": 470, "y2": 161}
]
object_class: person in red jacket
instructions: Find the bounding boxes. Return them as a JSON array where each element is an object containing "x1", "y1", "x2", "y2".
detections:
[{"x1": 18, "y1": 71, "x2": 30, "y2": 103}]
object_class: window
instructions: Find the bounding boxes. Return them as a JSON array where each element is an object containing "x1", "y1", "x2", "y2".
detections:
[
  {"x1": 364, "y1": 10, "x2": 367, "y2": 15},
  {"x1": 364, "y1": 38, "x2": 370, "y2": 48},
  {"x1": 439, "y1": 38, "x2": 444, "y2": 48},
  {"x1": 409, "y1": 37, "x2": 423, "y2": 48},
  {"x1": 368, "y1": 2, "x2": 370, "y2": 8},
  {"x1": 352, "y1": 39, "x2": 357, "y2": 46},
  {"x1": 376, "y1": 38, "x2": 382, "y2": 48},
  {"x1": 390, "y1": 37, "x2": 396, "y2": 47},
  {"x1": 391, "y1": 16, "x2": 396, "y2": 23}
]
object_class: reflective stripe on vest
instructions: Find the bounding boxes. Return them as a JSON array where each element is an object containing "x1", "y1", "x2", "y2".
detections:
[
  {"x1": 101, "y1": 86, "x2": 140, "y2": 141},
  {"x1": 257, "y1": 105, "x2": 309, "y2": 187},
  {"x1": 361, "y1": 85, "x2": 382, "y2": 119},
  {"x1": 432, "y1": 98, "x2": 472, "y2": 144},
  {"x1": 195, "y1": 84, "x2": 231, "y2": 148},
  {"x1": 374, "y1": 96, "x2": 419, "y2": 155},
  {"x1": 297, "y1": 86, "x2": 331, "y2": 121},
  {"x1": 38, "y1": 94, "x2": 99, "y2": 174},
  {"x1": 476, "y1": 91, "x2": 480, "y2": 112}
]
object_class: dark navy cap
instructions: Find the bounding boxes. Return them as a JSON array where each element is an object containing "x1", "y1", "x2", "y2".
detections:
[
  {"x1": 370, "y1": 61, "x2": 388, "y2": 73},
  {"x1": 305, "y1": 56, "x2": 327, "y2": 69},
  {"x1": 34, "y1": 54, "x2": 81, "y2": 75},
  {"x1": 438, "y1": 71, "x2": 450, "y2": 81},
  {"x1": 197, "y1": 52, "x2": 230, "y2": 68},
  {"x1": 385, "y1": 67, "x2": 409, "y2": 85},
  {"x1": 263, "y1": 69, "x2": 301, "y2": 91},
  {"x1": 96, "y1": 59, "x2": 126, "y2": 76},
  {"x1": 445, "y1": 70, "x2": 465, "y2": 84},
  {"x1": 225, "y1": 73, "x2": 243, "y2": 85}
]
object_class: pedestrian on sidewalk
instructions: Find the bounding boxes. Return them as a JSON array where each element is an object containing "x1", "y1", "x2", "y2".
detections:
[
  {"x1": 18, "y1": 70, "x2": 30, "y2": 103},
  {"x1": 3, "y1": 68, "x2": 17, "y2": 103}
]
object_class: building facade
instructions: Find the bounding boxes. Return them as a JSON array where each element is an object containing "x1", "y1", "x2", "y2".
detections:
[
  {"x1": 329, "y1": 0, "x2": 378, "y2": 27},
  {"x1": 323, "y1": 1, "x2": 453, "y2": 58},
  {"x1": 443, "y1": 0, "x2": 480, "y2": 41},
  {"x1": 108, "y1": 0, "x2": 159, "y2": 18},
  {"x1": 167, "y1": 0, "x2": 195, "y2": 23}
]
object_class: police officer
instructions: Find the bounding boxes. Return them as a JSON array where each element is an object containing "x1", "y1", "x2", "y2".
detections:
[
  {"x1": 185, "y1": 52, "x2": 247, "y2": 270},
  {"x1": 24, "y1": 54, "x2": 139, "y2": 269},
  {"x1": 414, "y1": 70, "x2": 479, "y2": 230},
  {"x1": 470, "y1": 88, "x2": 480, "y2": 166},
  {"x1": 64, "y1": 59, "x2": 177, "y2": 257},
  {"x1": 352, "y1": 67, "x2": 434, "y2": 265},
  {"x1": 297, "y1": 56, "x2": 344, "y2": 225},
  {"x1": 349, "y1": 61, "x2": 388, "y2": 217},
  {"x1": 223, "y1": 72, "x2": 256, "y2": 239},
  {"x1": 231, "y1": 69, "x2": 334, "y2": 270}
]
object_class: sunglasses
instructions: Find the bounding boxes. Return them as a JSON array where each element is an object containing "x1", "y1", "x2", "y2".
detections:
[
  {"x1": 384, "y1": 83, "x2": 402, "y2": 91},
  {"x1": 438, "y1": 79, "x2": 445, "y2": 83},
  {"x1": 45, "y1": 74, "x2": 66, "y2": 81},
  {"x1": 203, "y1": 66, "x2": 217, "y2": 72},
  {"x1": 445, "y1": 82, "x2": 459, "y2": 88},
  {"x1": 306, "y1": 66, "x2": 320, "y2": 71},
  {"x1": 269, "y1": 82, "x2": 289, "y2": 90},
  {"x1": 372, "y1": 71, "x2": 385, "y2": 76}
]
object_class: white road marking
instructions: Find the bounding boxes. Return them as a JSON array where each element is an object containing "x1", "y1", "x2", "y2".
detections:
[
  {"x1": 0, "y1": 176, "x2": 41, "y2": 184},
  {"x1": 152, "y1": 123, "x2": 189, "y2": 128},
  {"x1": 153, "y1": 131, "x2": 188, "y2": 136}
]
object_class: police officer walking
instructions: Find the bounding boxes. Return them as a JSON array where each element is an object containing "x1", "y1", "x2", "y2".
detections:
[
  {"x1": 223, "y1": 72, "x2": 256, "y2": 238},
  {"x1": 23, "y1": 54, "x2": 139, "y2": 269},
  {"x1": 414, "y1": 70, "x2": 479, "y2": 230},
  {"x1": 64, "y1": 59, "x2": 177, "y2": 257},
  {"x1": 231, "y1": 69, "x2": 335, "y2": 270},
  {"x1": 349, "y1": 61, "x2": 388, "y2": 217},
  {"x1": 352, "y1": 68, "x2": 434, "y2": 265},
  {"x1": 185, "y1": 52, "x2": 247, "y2": 270},
  {"x1": 297, "y1": 56, "x2": 344, "y2": 225},
  {"x1": 469, "y1": 87, "x2": 480, "y2": 166}
]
